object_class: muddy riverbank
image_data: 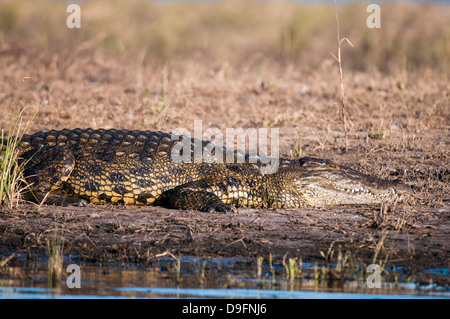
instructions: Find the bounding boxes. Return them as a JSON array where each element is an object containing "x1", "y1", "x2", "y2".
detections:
[{"x1": 1, "y1": 202, "x2": 448, "y2": 272}]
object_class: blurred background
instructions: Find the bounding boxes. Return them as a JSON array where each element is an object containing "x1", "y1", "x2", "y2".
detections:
[{"x1": 1, "y1": 0, "x2": 448, "y2": 75}]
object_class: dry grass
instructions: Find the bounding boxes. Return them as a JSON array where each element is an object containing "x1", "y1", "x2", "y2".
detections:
[
  {"x1": 332, "y1": 0, "x2": 353, "y2": 151},
  {"x1": 0, "y1": 78, "x2": 42, "y2": 210},
  {"x1": 1, "y1": 1, "x2": 448, "y2": 71}
]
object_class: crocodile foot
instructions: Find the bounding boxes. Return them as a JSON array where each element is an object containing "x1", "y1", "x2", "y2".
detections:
[{"x1": 165, "y1": 186, "x2": 237, "y2": 213}]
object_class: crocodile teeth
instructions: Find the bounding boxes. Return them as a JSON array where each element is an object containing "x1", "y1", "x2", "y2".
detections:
[
  {"x1": 335, "y1": 186, "x2": 399, "y2": 199},
  {"x1": 342, "y1": 187, "x2": 367, "y2": 193}
]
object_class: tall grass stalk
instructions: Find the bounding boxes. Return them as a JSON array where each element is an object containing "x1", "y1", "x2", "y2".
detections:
[
  {"x1": 285, "y1": 258, "x2": 299, "y2": 283},
  {"x1": 0, "y1": 78, "x2": 42, "y2": 210},
  {"x1": 269, "y1": 253, "x2": 276, "y2": 286},
  {"x1": 157, "y1": 65, "x2": 174, "y2": 131},
  {"x1": 332, "y1": 0, "x2": 353, "y2": 152},
  {"x1": 372, "y1": 231, "x2": 390, "y2": 274},
  {"x1": 256, "y1": 256, "x2": 263, "y2": 283},
  {"x1": 195, "y1": 257, "x2": 207, "y2": 286},
  {"x1": 46, "y1": 234, "x2": 64, "y2": 289}
]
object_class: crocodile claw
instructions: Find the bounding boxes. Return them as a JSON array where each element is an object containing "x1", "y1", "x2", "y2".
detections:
[{"x1": 205, "y1": 203, "x2": 237, "y2": 214}]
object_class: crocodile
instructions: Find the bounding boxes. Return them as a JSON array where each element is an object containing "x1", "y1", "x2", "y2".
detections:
[{"x1": 3, "y1": 128, "x2": 412, "y2": 212}]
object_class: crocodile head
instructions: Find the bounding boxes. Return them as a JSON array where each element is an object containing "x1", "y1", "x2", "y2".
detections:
[{"x1": 293, "y1": 157, "x2": 412, "y2": 207}]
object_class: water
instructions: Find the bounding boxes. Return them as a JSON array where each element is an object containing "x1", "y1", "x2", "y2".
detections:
[
  {"x1": 1, "y1": 286, "x2": 447, "y2": 299},
  {"x1": 0, "y1": 256, "x2": 448, "y2": 299}
]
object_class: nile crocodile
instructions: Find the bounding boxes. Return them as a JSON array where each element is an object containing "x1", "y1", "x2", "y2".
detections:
[{"x1": 4, "y1": 128, "x2": 412, "y2": 212}]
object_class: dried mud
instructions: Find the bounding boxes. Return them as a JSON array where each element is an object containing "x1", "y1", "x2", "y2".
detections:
[{"x1": 0, "y1": 201, "x2": 448, "y2": 271}]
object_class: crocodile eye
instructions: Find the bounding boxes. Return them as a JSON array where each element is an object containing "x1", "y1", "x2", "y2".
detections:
[{"x1": 328, "y1": 163, "x2": 339, "y2": 169}]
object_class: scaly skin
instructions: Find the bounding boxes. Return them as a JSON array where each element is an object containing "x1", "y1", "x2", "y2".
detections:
[{"x1": 4, "y1": 128, "x2": 412, "y2": 211}]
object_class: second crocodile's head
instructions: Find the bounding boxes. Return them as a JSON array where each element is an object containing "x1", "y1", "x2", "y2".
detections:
[{"x1": 282, "y1": 157, "x2": 413, "y2": 207}]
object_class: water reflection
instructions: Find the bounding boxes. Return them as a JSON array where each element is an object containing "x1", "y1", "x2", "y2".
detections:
[{"x1": 0, "y1": 256, "x2": 448, "y2": 299}]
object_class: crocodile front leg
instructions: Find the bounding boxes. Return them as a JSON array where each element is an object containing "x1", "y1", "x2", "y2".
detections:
[
  {"x1": 163, "y1": 182, "x2": 237, "y2": 213},
  {"x1": 19, "y1": 146, "x2": 81, "y2": 205}
]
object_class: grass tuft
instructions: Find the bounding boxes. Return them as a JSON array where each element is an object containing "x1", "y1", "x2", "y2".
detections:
[
  {"x1": 369, "y1": 120, "x2": 387, "y2": 140},
  {"x1": 0, "y1": 78, "x2": 42, "y2": 210}
]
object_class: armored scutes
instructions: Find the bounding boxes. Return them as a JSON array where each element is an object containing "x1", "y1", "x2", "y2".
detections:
[{"x1": 3, "y1": 128, "x2": 412, "y2": 212}]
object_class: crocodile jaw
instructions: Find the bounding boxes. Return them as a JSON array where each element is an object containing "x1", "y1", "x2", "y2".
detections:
[
  {"x1": 294, "y1": 158, "x2": 412, "y2": 207},
  {"x1": 298, "y1": 180, "x2": 411, "y2": 207}
]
